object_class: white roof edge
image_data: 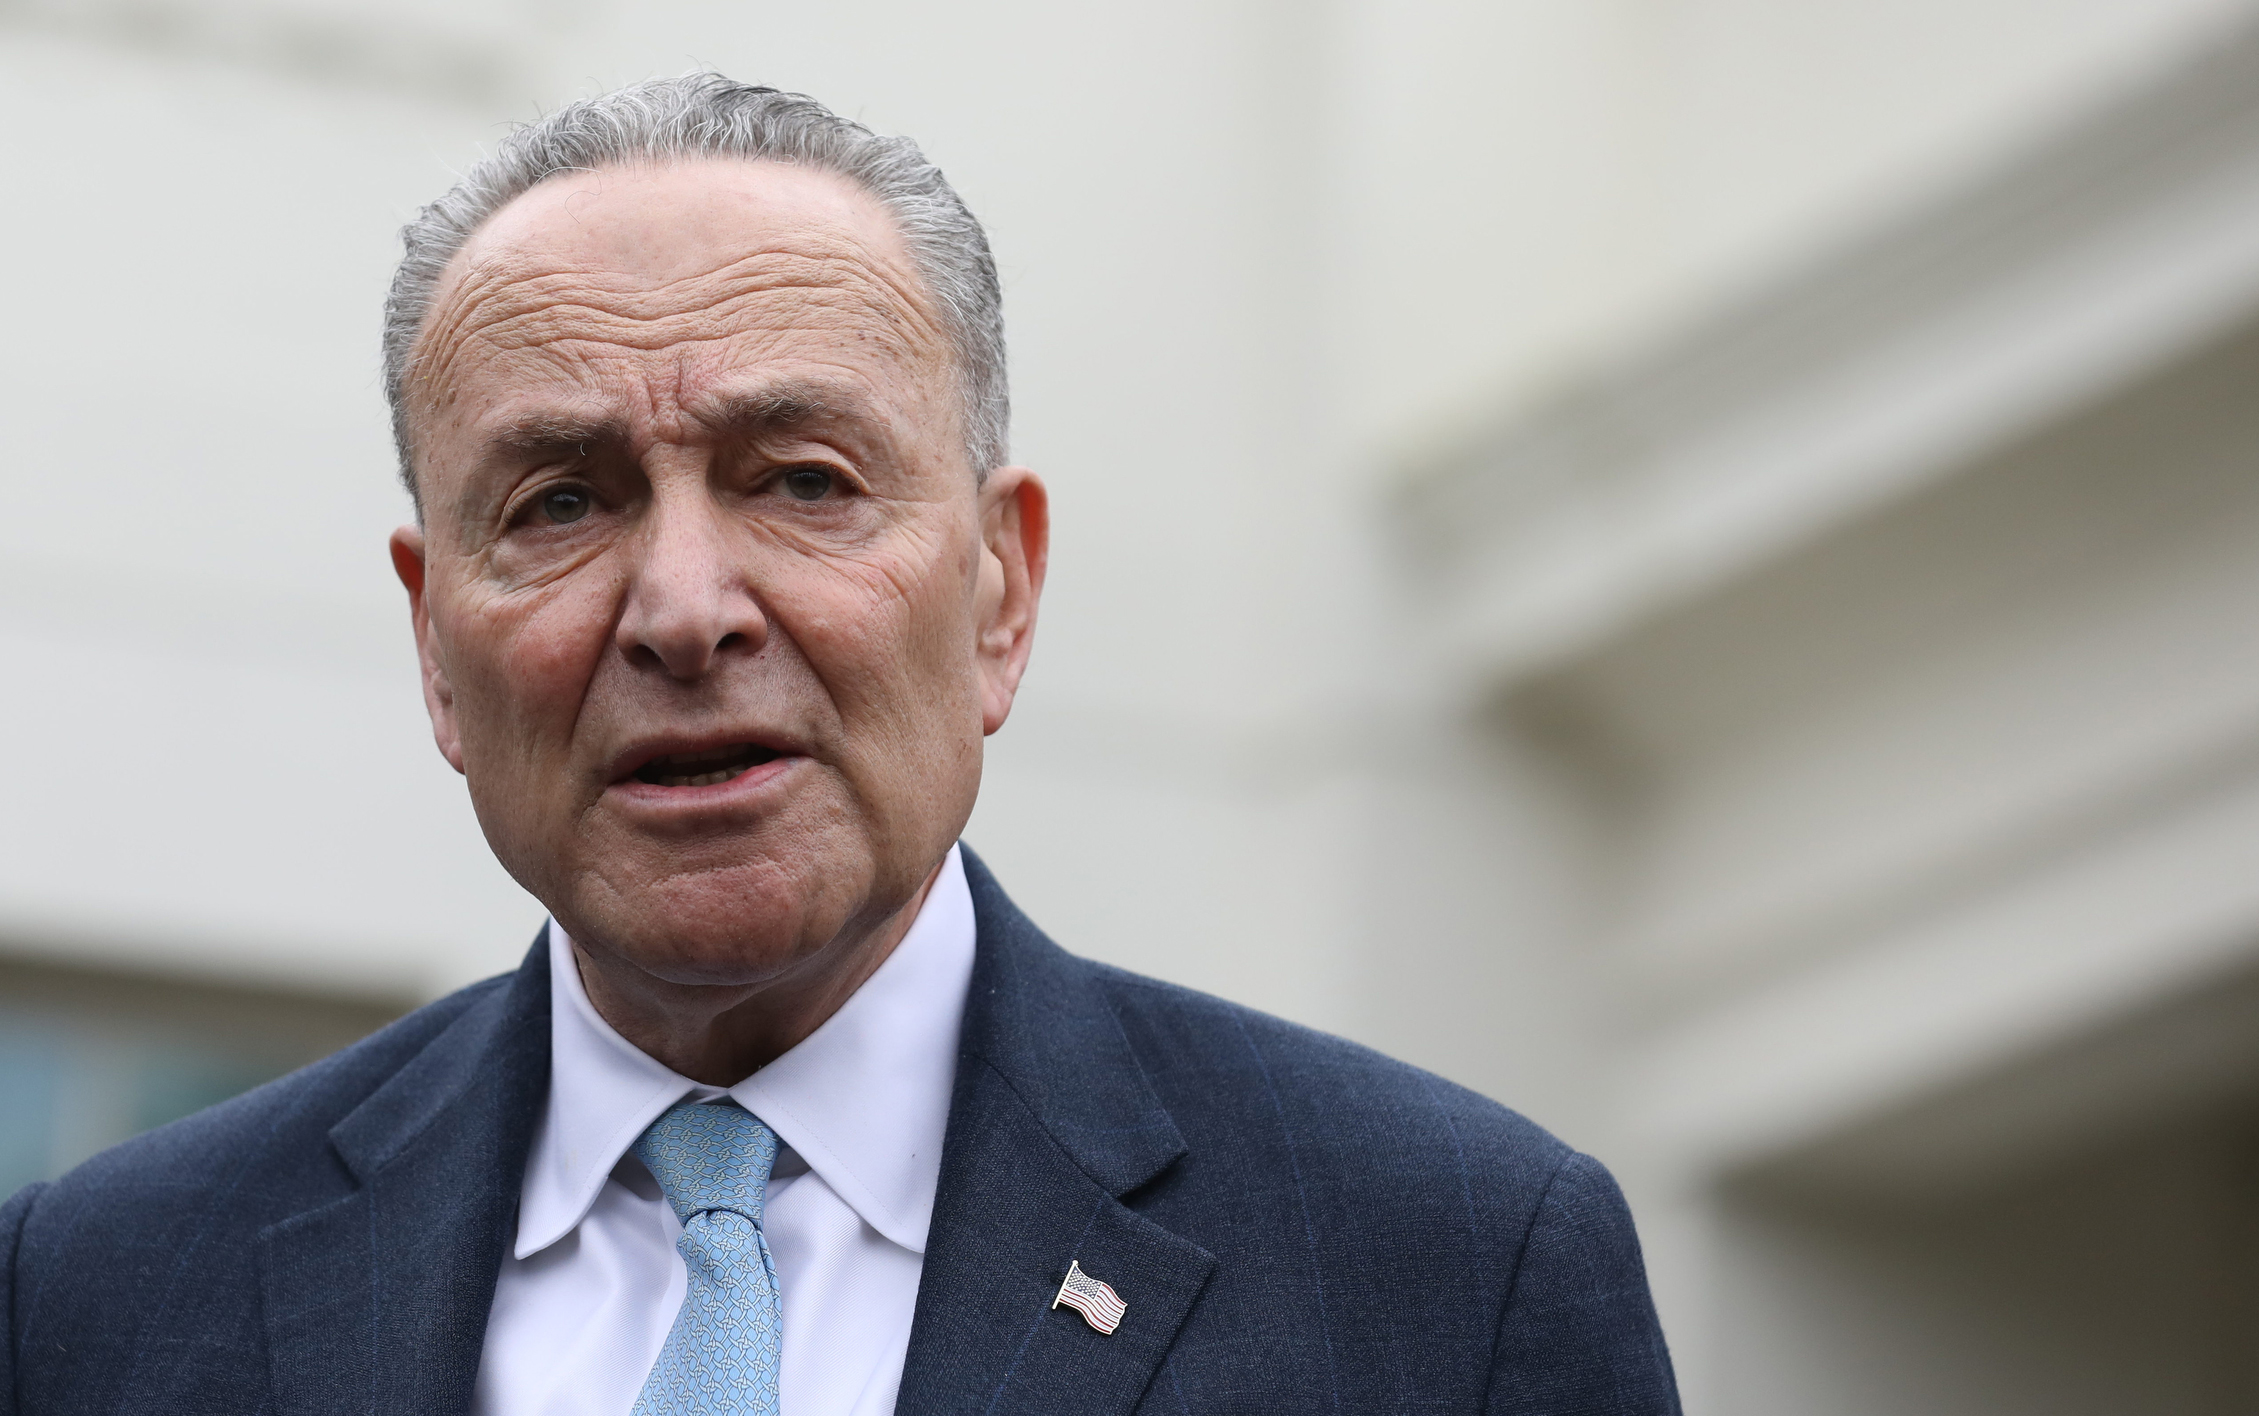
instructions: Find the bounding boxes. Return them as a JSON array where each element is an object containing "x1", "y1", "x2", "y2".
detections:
[{"x1": 1397, "y1": 16, "x2": 2259, "y2": 698}]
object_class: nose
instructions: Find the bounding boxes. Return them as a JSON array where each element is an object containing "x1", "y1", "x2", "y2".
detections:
[{"x1": 615, "y1": 494, "x2": 767, "y2": 680}]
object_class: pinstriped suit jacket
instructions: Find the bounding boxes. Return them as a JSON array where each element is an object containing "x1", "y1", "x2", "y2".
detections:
[{"x1": 0, "y1": 850, "x2": 1679, "y2": 1415}]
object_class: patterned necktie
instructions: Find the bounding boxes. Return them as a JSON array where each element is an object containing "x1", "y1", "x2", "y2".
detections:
[{"x1": 631, "y1": 1102, "x2": 784, "y2": 1416}]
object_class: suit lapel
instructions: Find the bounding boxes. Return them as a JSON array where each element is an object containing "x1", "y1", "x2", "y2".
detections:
[
  {"x1": 898, "y1": 852, "x2": 1216, "y2": 1416},
  {"x1": 260, "y1": 935, "x2": 551, "y2": 1416}
]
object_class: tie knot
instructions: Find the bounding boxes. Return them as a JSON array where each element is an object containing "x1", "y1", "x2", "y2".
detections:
[{"x1": 633, "y1": 1101, "x2": 780, "y2": 1225}]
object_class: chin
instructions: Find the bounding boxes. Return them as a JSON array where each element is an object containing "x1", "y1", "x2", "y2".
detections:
[{"x1": 559, "y1": 852, "x2": 867, "y2": 987}]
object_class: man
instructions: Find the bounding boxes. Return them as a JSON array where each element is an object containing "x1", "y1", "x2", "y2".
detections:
[{"x1": 0, "y1": 76, "x2": 1677, "y2": 1415}]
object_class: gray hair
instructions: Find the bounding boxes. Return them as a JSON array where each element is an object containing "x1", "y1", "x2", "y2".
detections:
[{"x1": 381, "y1": 74, "x2": 1008, "y2": 509}]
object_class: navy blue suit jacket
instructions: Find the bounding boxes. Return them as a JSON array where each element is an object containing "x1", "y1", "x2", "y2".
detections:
[{"x1": 0, "y1": 852, "x2": 1677, "y2": 1414}]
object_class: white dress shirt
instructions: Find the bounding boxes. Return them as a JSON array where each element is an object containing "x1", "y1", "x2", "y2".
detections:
[{"x1": 474, "y1": 844, "x2": 975, "y2": 1416}]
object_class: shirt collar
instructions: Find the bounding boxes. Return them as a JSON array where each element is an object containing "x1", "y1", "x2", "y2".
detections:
[{"x1": 515, "y1": 843, "x2": 975, "y2": 1259}]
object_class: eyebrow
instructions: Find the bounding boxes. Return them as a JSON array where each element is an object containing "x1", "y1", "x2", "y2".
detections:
[
  {"x1": 478, "y1": 378, "x2": 875, "y2": 464},
  {"x1": 699, "y1": 378, "x2": 874, "y2": 442},
  {"x1": 484, "y1": 412, "x2": 631, "y2": 461}
]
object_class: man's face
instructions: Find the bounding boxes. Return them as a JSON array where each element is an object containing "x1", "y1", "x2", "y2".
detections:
[{"x1": 391, "y1": 159, "x2": 1043, "y2": 989}]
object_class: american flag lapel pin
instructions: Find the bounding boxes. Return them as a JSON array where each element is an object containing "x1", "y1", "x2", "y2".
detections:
[{"x1": 1053, "y1": 1259, "x2": 1127, "y2": 1335}]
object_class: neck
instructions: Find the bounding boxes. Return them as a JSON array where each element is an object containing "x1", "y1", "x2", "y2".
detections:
[{"x1": 570, "y1": 860, "x2": 945, "y2": 1085}]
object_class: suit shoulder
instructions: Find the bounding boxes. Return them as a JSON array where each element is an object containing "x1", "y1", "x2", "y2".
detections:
[
  {"x1": 1087, "y1": 959, "x2": 1576, "y2": 1192},
  {"x1": 30, "y1": 971, "x2": 514, "y2": 1221}
]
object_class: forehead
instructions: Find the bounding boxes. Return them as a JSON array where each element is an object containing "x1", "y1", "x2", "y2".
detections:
[{"x1": 410, "y1": 158, "x2": 950, "y2": 435}]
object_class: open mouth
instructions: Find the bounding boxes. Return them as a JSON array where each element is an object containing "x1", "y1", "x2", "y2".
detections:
[{"x1": 631, "y1": 743, "x2": 782, "y2": 788}]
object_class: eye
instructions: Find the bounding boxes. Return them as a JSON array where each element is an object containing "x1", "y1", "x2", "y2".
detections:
[
  {"x1": 539, "y1": 486, "x2": 592, "y2": 525},
  {"x1": 780, "y1": 466, "x2": 836, "y2": 502}
]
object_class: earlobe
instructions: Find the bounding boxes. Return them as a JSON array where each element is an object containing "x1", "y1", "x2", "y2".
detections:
[{"x1": 390, "y1": 525, "x2": 467, "y2": 775}]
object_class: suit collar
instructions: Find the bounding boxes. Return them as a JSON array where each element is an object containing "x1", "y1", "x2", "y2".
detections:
[
  {"x1": 325, "y1": 932, "x2": 551, "y2": 1183},
  {"x1": 260, "y1": 931, "x2": 552, "y2": 1416},
  {"x1": 898, "y1": 848, "x2": 1213, "y2": 1416},
  {"x1": 952, "y1": 847, "x2": 1187, "y2": 1195}
]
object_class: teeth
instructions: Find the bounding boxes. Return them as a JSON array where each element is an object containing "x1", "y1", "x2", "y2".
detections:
[
  {"x1": 653, "y1": 766, "x2": 748, "y2": 788},
  {"x1": 632, "y1": 742, "x2": 783, "y2": 787}
]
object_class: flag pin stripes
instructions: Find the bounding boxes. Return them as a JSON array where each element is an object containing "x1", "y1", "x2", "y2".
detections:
[{"x1": 1052, "y1": 1260, "x2": 1127, "y2": 1335}]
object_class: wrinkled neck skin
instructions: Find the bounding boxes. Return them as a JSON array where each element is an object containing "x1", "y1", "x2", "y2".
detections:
[{"x1": 570, "y1": 853, "x2": 944, "y2": 1085}]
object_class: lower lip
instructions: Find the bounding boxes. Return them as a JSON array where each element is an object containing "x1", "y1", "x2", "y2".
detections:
[{"x1": 608, "y1": 754, "x2": 802, "y2": 808}]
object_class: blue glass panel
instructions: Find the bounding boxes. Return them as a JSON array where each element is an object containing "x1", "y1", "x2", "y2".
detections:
[{"x1": 0, "y1": 1018, "x2": 63, "y2": 1198}]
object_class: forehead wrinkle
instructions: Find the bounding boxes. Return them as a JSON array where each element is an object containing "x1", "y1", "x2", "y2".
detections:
[
  {"x1": 415, "y1": 231, "x2": 949, "y2": 405},
  {"x1": 485, "y1": 247, "x2": 927, "y2": 331},
  {"x1": 487, "y1": 279, "x2": 922, "y2": 363}
]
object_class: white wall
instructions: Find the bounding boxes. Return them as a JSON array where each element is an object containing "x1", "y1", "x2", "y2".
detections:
[{"x1": 0, "y1": 33, "x2": 524, "y2": 998}]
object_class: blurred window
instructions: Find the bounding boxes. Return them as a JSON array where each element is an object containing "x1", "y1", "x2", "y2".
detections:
[{"x1": 0, "y1": 955, "x2": 405, "y2": 1197}]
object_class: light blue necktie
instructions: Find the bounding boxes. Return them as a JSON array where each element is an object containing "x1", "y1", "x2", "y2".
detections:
[{"x1": 631, "y1": 1102, "x2": 784, "y2": 1416}]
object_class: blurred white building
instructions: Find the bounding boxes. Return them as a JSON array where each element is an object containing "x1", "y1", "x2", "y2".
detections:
[{"x1": 5, "y1": 1, "x2": 2259, "y2": 1409}]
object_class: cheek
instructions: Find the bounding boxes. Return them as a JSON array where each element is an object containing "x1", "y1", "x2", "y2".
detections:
[
  {"x1": 447, "y1": 581, "x2": 614, "y2": 748},
  {"x1": 790, "y1": 543, "x2": 979, "y2": 715}
]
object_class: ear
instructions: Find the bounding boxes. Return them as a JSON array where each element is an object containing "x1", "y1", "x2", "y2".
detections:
[
  {"x1": 390, "y1": 524, "x2": 467, "y2": 775},
  {"x1": 972, "y1": 466, "x2": 1048, "y2": 735}
]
